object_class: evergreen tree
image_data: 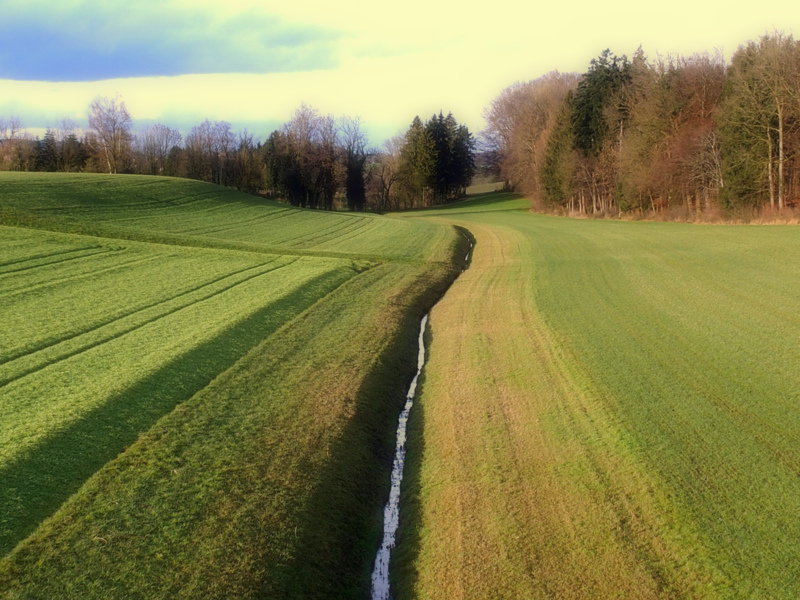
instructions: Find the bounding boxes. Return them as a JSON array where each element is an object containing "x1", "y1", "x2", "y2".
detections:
[
  {"x1": 426, "y1": 112, "x2": 452, "y2": 202},
  {"x1": 60, "y1": 133, "x2": 88, "y2": 172},
  {"x1": 451, "y1": 123, "x2": 476, "y2": 196},
  {"x1": 35, "y1": 129, "x2": 59, "y2": 171},
  {"x1": 399, "y1": 116, "x2": 435, "y2": 206},
  {"x1": 540, "y1": 95, "x2": 577, "y2": 208},
  {"x1": 571, "y1": 49, "x2": 631, "y2": 157}
]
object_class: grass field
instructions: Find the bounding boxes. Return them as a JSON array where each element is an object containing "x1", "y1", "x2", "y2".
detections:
[
  {"x1": 7, "y1": 175, "x2": 800, "y2": 599},
  {"x1": 393, "y1": 193, "x2": 800, "y2": 598},
  {"x1": 0, "y1": 173, "x2": 464, "y2": 598},
  {"x1": 0, "y1": 172, "x2": 454, "y2": 262}
]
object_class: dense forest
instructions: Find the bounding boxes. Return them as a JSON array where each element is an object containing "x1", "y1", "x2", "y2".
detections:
[
  {"x1": 484, "y1": 32, "x2": 800, "y2": 216},
  {"x1": 0, "y1": 100, "x2": 474, "y2": 212}
]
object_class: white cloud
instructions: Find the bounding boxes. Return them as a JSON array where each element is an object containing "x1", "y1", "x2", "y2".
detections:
[{"x1": 1, "y1": 0, "x2": 798, "y2": 142}]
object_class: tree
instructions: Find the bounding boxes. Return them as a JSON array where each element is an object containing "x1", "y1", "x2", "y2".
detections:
[
  {"x1": 341, "y1": 116, "x2": 367, "y2": 211},
  {"x1": 396, "y1": 113, "x2": 475, "y2": 207},
  {"x1": 366, "y1": 134, "x2": 404, "y2": 211},
  {"x1": 0, "y1": 118, "x2": 35, "y2": 171},
  {"x1": 231, "y1": 132, "x2": 263, "y2": 193},
  {"x1": 483, "y1": 72, "x2": 578, "y2": 195},
  {"x1": 35, "y1": 130, "x2": 60, "y2": 171},
  {"x1": 398, "y1": 116, "x2": 434, "y2": 206},
  {"x1": 569, "y1": 49, "x2": 632, "y2": 212},
  {"x1": 61, "y1": 133, "x2": 89, "y2": 172},
  {"x1": 451, "y1": 122, "x2": 476, "y2": 197},
  {"x1": 263, "y1": 105, "x2": 341, "y2": 209},
  {"x1": 571, "y1": 50, "x2": 631, "y2": 157},
  {"x1": 138, "y1": 123, "x2": 181, "y2": 176},
  {"x1": 184, "y1": 120, "x2": 234, "y2": 185},
  {"x1": 720, "y1": 33, "x2": 800, "y2": 209},
  {"x1": 540, "y1": 95, "x2": 579, "y2": 210},
  {"x1": 87, "y1": 95, "x2": 132, "y2": 174}
]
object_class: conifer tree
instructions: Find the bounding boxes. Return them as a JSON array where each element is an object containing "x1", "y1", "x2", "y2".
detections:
[{"x1": 35, "y1": 129, "x2": 59, "y2": 171}]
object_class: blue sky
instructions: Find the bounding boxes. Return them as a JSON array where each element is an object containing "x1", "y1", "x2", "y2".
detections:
[
  {"x1": 0, "y1": 1, "x2": 340, "y2": 80},
  {"x1": 0, "y1": 0, "x2": 798, "y2": 144}
]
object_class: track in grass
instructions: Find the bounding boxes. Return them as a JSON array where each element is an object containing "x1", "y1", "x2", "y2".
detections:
[{"x1": 393, "y1": 192, "x2": 800, "y2": 599}]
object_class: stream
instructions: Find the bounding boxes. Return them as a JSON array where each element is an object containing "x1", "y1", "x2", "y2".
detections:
[
  {"x1": 370, "y1": 313, "x2": 427, "y2": 600},
  {"x1": 370, "y1": 232, "x2": 473, "y2": 600}
]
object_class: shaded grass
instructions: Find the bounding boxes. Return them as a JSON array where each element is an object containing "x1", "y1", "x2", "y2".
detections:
[{"x1": 0, "y1": 172, "x2": 468, "y2": 597}]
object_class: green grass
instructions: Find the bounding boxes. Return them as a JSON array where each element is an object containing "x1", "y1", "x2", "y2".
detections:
[
  {"x1": 0, "y1": 172, "x2": 466, "y2": 598},
  {"x1": 0, "y1": 172, "x2": 455, "y2": 262},
  {"x1": 394, "y1": 192, "x2": 800, "y2": 598}
]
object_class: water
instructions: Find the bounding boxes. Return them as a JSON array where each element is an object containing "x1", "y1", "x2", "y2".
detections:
[
  {"x1": 370, "y1": 314, "x2": 428, "y2": 600},
  {"x1": 370, "y1": 234, "x2": 473, "y2": 600}
]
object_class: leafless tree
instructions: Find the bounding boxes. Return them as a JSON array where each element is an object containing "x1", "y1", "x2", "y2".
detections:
[
  {"x1": 340, "y1": 116, "x2": 368, "y2": 210},
  {"x1": 88, "y1": 95, "x2": 132, "y2": 173},
  {"x1": 138, "y1": 123, "x2": 181, "y2": 175}
]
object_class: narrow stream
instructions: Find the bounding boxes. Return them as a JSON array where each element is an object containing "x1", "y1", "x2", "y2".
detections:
[
  {"x1": 370, "y1": 233, "x2": 473, "y2": 600},
  {"x1": 370, "y1": 313, "x2": 428, "y2": 600}
]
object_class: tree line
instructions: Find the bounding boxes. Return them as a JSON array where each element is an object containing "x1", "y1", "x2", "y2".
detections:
[
  {"x1": 484, "y1": 32, "x2": 800, "y2": 215},
  {"x1": 0, "y1": 97, "x2": 475, "y2": 212}
]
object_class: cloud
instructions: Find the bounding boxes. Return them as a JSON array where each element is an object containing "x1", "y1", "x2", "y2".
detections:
[
  {"x1": 1, "y1": 0, "x2": 798, "y2": 146},
  {"x1": 0, "y1": 0, "x2": 342, "y2": 81}
]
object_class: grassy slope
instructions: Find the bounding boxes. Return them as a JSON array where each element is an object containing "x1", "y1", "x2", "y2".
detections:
[
  {"x1": 0, "y1": 172, "x2": 453, "y2": 262},
  {"x1": 394, "y1": 193, "x2": 800, "y2": 598},
  {"x1": 0, "y1": 173, "x2": 465, "y2": 598}
]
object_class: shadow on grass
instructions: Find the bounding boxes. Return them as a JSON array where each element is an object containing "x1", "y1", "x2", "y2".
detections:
[
  {"x1": 388, "y1": 322, "x2": 432, "y2": 600},
  {"x1": 390, "y1": 227, "x2": 473, "y2": 599},
  {"x1": 265, "y1": 236, "x2": 470, "y2": 599},
  {"x1": 0, "y1": 269, "x2": 353, "y2": 556},
  {"x1": 273, "y1": 299, "x2": 423, "y2": 600}
]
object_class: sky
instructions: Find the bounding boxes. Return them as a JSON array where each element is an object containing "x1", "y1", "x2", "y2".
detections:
[{"x1": 0, "y1": 0, "x2": 798, "y2": 144}]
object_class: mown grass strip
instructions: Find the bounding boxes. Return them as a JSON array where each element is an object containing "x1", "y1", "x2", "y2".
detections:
[
  {"x1": 0, "y1": 257, "x2": 292, "y2": 376},
  {"x1": 0, "y1": 172, "x2": 453, "y2": 263},
  {"x1": 0, "y1": 246, "x2": 121, "y2": 275},
  {"x1": 0, "y1": 253, "x2": 161, "y2": 300},
  {"x1": 393, "y1": 192, "x2": 800, "y2": 599}
]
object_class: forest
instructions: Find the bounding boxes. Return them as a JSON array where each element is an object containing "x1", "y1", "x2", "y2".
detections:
[
  {"x1": 484, "y1": 32, "x2": 800, "y2": 216},
  {"x1": 0, "y1": 102, "x2": 475, "y2": 212}
]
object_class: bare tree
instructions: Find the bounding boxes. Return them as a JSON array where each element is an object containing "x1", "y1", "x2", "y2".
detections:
[
  {"x1": 483, "y1": 72, "x2": 578, "y2": 195},
  {"x1": 88, "y1": 95, "x2": 132, "y2": 174},
  {"x1": 367, "y1": 134, "x2": 404, "y2": 211},
  {"x1": 0, "y1": 118, "x2": 35, "y2": 171},
  {"x1": 185, "y1": 120, "x2": 234, "y2": 184},
  {"x1": 340, "y1": 116, "x2": 367, "y2": 210},
  {"x1": 138, "y1": 123, "x2": 181, "y2": 175}
]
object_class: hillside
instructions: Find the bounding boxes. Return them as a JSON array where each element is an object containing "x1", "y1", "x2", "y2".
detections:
[
  {"x1": 0, "y1": 172, "x2": 464, "y2": 599},
  {"x1": 0, "y1": 172, "x2": 455, "y2": 262}
]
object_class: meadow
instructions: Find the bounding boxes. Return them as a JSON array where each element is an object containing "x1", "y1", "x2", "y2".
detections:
[
  {"x1": 0, "y1": 173, "x2": 464, "y2": 598},
  {"x1": 6, "y1": 174, "x2": 800, "y2": 599},
  {"x1": 0, "y1": 172, "x2": 453, "y2": 262},
  {"x1": 394, "y1": 193, "x2": 800, "y2": 599}
]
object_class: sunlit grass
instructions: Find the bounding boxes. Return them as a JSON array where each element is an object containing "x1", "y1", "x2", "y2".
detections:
[
  {"x1": 0, "y1": 172, "x2": 454, "y2": 262},
  {"x1": 394, "y1": 192, "x2": 800, "y2": 599}
]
